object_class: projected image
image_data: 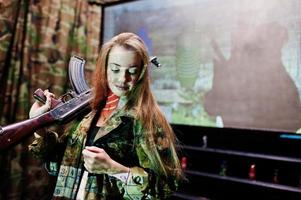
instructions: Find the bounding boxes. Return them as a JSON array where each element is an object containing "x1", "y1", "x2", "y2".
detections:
[{"x1": 103, "y1": 0, "x2": 301, "y2": 133}]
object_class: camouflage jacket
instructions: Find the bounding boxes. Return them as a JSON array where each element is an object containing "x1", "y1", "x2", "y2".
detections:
[{"x1": 29, "y1": 100, "x2": 178, "y2": 200}]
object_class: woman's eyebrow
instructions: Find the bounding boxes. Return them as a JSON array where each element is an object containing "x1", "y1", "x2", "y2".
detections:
[
  {"x1": 110, "y1": 63, "x2": 138, "y2": 68},
  {"x1": 110, "y1": 63, "x2": 121, "y2": 67}
]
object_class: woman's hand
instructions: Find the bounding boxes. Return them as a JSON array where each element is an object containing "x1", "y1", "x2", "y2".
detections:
[
  {"x1": 82, "y1": 146, "x2": 129, "y2": 175},
  {"x1": 29, "y1": 89, "x2": 55, "y2": 118}
]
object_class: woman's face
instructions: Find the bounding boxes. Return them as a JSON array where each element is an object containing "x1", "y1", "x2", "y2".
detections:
[{"x1": 107, "y1": 45, "x2": 141, "y2": 97}]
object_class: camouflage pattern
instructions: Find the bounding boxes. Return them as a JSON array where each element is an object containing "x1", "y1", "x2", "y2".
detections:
[
  {"x1": 0, "y1": 0, "x2": 117, "y2": 199},
  {"x1": 28, "y1": 98, "x2": 178, "y2": 199}
]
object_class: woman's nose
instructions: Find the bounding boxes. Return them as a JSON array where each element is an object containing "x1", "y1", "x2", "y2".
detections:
[{"x1": 119, "y1": 71, "x2": 131, "y2": 82}]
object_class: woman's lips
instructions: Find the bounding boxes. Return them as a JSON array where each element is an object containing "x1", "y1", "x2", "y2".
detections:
[{"x1": 115, "y1": 85, "x2": 129, "y2": 90}]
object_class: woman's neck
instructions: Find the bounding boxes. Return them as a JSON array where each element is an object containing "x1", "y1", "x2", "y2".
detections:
[{"x1": 96, "y1": 91, "x2": 120, "y2": 126}]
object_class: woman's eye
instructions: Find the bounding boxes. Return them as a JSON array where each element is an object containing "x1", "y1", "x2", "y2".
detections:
[
  {"x1": 110, "y1": 65, "x2": 120, "y2": 73},
  {"x1": 128, "y1": 68, "x2": 138, "y2": 75}
]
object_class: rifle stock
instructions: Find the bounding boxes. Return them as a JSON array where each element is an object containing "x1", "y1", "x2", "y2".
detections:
[{"x1": 0, "y1": 113, "x2": 55, "y2": 151}]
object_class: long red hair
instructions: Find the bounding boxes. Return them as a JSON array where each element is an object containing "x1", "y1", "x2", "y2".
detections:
[{"x1": 92, "y1": 32, "x2": 182, "y2": 179}]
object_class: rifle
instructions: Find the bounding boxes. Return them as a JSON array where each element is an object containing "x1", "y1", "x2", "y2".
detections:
[
  {"x1": 0, "y1": 56, "x2": 161, "y2": 151},
  {"x1": 0, "y1": 56, "x2": 92, "y2": 151}
]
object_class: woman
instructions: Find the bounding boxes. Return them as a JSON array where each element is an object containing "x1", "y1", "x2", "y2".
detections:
[{"x1": 29, "y1": 32, "x2": 183, "y2": 199}]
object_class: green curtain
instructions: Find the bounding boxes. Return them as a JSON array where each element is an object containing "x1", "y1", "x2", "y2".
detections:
[{"x1": 0, "y1": 0, "x2": 108, "y2": 198}]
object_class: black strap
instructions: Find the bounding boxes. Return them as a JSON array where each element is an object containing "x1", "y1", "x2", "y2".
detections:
[
  {"x1": 85, "y1": 109, "x2": 102, "y2": 146},
  {"x1": 86, "y1": 123, "x2": 100, "y2": 146}
]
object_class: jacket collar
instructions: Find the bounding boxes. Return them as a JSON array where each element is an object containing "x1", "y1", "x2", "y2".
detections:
[{"x1": 77, "y1": 97, "x2": 136, "y2": 138}]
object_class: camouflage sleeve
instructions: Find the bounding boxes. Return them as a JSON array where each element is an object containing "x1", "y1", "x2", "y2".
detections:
[
  {"x1": 28, "y1": 128, "x2": 69, "y2": 177},
  {"x1": 28, "y1": 119, "x2": 82, "y2": 160},
  {"x1": 123, "y1": 167, "x2": 177, "y2": 200},
  {"x1": 119, "y1": 166, "x2": 149, "y2": 200},
  {"x1": 121, "y1": 121, "x2": 177, "y2": 200},
  {"x1": 28, "y1": 130, "x2": 60, "y2": 160}
]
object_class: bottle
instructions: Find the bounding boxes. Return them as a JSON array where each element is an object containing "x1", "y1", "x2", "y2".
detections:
[
  {"x1": 249, "y1": 164, "x2": 256, "y2": 180},
  {"x1": 273, "y1": 169, "x2": 279, "y2": 184},
  {"x1": 181, "y1": 156, "x2": 187, "y2": 170},
  {"x1": 202, "y1": 135, "x2": 207, "y2": 148},
  {"x1": 219, "y1": 160, "x2": 227, "y2": 176}
]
